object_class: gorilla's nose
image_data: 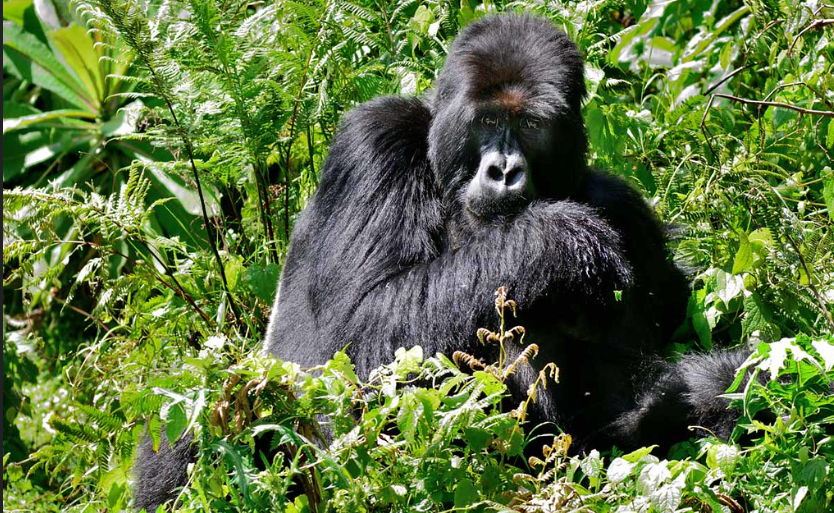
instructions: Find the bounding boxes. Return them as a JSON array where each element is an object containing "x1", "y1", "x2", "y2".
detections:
[{"x1": 480, "y1": 151, "x2": 529, "y2": 195}]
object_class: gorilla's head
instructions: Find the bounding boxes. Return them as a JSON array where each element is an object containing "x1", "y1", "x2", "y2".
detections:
[{"x1": 428, "y1": 14, "x2": 587, "y2": 224}]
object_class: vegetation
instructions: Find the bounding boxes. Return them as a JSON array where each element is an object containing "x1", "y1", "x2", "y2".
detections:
[{"x1": 3, "y1": 0, "x2": 833, "y2": 511}]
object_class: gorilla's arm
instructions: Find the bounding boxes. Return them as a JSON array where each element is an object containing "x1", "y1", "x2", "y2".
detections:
[
  {"x1": 611, "y1": 349, "x2": 754, "y2": 449},
  {"x1": 267, "y1": 97, "x2": 632, "y2": 376},
  {"x1": 133, "y1": 432, "x2": 196, "y2": 512},
  {"x1": 342, "y1": 200, "x2": 633, "y2": 372},
  {"x1": 578, "y1": 170, "x2": 690, "y2": 342}
]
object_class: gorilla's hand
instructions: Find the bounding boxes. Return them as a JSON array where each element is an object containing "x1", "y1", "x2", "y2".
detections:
[{"x1": 507, "y1": 200, "x2": 634, "y2": 301}]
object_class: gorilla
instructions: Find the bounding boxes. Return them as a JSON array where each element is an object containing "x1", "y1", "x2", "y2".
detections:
[{"x1": 134, "y1": 13, "x2": 750, "y2": 511}]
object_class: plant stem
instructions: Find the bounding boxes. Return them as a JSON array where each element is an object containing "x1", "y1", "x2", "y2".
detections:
[
  {"x1": 282, "y1": 2, "x2": 331, "y2": 236},
  {"x1": 136, "y1": 49, "x2": 241, "y2": 325},
  {"x1": 713, "y1": 93, "x2": 834, "y2": 118},
  {"x1": 207, "y1": 22, "x2": 278, "y2": 262}
]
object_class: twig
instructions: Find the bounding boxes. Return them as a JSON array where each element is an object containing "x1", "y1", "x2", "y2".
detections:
[
  {"x1": 788, "y1": 19, "x2": 834, "y2": 55},
  {"x1": 757, "y1": 81, "x2": 834, "y2": 111},
  {"x1": 377, "y1": 0, "x2": 396, "y2": 57},
  {"x1": 700, "y1": 94, "x2": 717, "y2": 158},
  {"x1": 713, "y1": 93, "x2": 834, "y2": 118},
  {"x1": 82, "y1": 239, "x2": 215, "y2": 327},
  {"x1": 703, "y1": 64, "x2": 753, "y2": 96},
  {"x1": 761, "y1": 81, "x2": 806, "y2": 103},
  {"x1": 53, "y1": 296, "x2": 111, "y2": 332},
  {"x1": 804, "y1": 82, "x2": 834, "y2": 111},
  {"x1": 815, "y1": 118, "x2": 833, "y2": 161}
]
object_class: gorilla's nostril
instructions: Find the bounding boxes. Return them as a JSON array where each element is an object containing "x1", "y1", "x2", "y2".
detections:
[
  {"x1": 486, "y1": 165, "x2": 504, "y2": 182},
  {"x1": 505, "y1": 166, "x2": 525, "y2": 187}
]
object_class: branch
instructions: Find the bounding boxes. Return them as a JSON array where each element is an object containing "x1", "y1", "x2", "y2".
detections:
[
  {"x1": 713, "y1": 93, "x2": 834, "y2": 118},
  {"x1": 703, "y1": 64, "x2": 754, "y2": 96},
  {"x1": 788, "y1": 19, "x2": 834, "y2": 55}
]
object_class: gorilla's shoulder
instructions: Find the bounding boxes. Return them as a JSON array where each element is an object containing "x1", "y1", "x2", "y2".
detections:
[
  {"x1": 578, "y1": 169, "x2": 654, "y2": 215},
  {"x1": 577, "y1": 169, "x2": 671, "y2": 252},
  {"x1": 312, "y1": 96, "x2": 436, "y2": 213},
  {"x1": 338, "y1": 96, "x2": 432, "y2": 151},
  {"x1": 319, "y1": 96, "x2": 433, "y2": 187}
]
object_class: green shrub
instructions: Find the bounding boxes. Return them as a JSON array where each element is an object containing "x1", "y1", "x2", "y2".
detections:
[{"x1": 4, "y1": 0, "x2": 833, "y2": 511}]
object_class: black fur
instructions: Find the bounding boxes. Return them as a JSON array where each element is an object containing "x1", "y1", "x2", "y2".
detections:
[
  {"x1": 134, "y1": 14, "x2": 750, "y2": 510},
  {"x1": 133, "y1": 432, "x2": 197, "y2": 512}
]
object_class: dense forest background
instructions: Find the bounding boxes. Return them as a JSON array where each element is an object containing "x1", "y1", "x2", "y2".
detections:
[{"x1": 3, "y1": 0, "x2": 834, "y2": 511}]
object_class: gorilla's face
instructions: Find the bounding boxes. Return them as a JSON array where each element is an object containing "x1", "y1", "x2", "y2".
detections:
[
  {"x1": 463, "y1": 104, "x2": 550, "y2": 220},
  {"x1": 427, "y1": 15, "x2": 588, "y2": 228}
]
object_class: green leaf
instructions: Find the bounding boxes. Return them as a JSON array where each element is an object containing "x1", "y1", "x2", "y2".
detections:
[
  {"x1": 245, "y1": 263, "x2": 281, "y2": 302},
  {"x1": 621, "y1": 445, "x2": 658, "y2": 463},
  {"x1": 99, "y1": 466, "x2": 128, "y2": 497},
  {"x1": 453, "y1": 478, "x2": 478, "y2": 508},
  {"x1": 732, "y1": 231, "x2": 754, "y2": 274},
  {"x1": 714, "y1": 270, "x2": 745, "y2": 307},
  {"x1": 392, "y1": 346, "x2": 423, "y2": 377},
  {"x1": 410, "y1": 5, "x2": 434, "y2": 35},
  {"x1": 2, "y1": 0, "x2": 33, "y2": 26},
  {"x1": 772, "y1": 107, "x2": 797, "y2": 129},
  {"x1": 3, "y1": 22, "x2": 93, "y2": 110},
  {"x1": 472, "y1": 370, "x2": 504, "y2": 397},
  {"x1": 396, "y1": 393, "x2": 419, "y2": 443},
  {"x1": 609, "y1": 18, "x2": 658, "y2": 65},
  {"x1": 585, "y1": 101, "x2": 607, "y2": 150},
  {"x1": 719, "y1": 42, "x2": 733, "y2": 69},
  {"x1": 706, "y1": 443, "x2": 738, "y2": 472},
  {"x1": 748, "y1": 228, "x2": 774, "y2": 249},
  {"x1": 49, "y1": 24, "x2": 104, "y2": 107},
  {"x1": 224, "y1": 254, "x2": 244, "y2": 291},
  {"x1": 688, "y1": 290, "x2": 713, "y2": 351},
  {"x1": 3, "y1": 108, "x2": 95, "y2": 133},
  {"x1": 147, "y1": 415, "x2": 162, "y2": 451},
  {"x1": 463, "y1": 427, "x2": 490, "y2": 451},
  {"x1": 213, "y1": 440, "x2": 251, "y2": 501},
  {"x1": 742, "y1": 294, "x2": 780, "y2": 341},
  {"x1": 3, "y1": 131, "x2": 40, "y2": 180},
  {"x1": 163, "y1": 403, "x2": 188, "y2": 444}
]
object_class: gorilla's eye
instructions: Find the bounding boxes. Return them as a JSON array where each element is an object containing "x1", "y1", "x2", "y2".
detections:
[
  {"x1": 521, "y1": 116, "x2": 542, "y2": 130},
  {"x1": 480, "y1": 115, "x2": 498, "y2": 127}
]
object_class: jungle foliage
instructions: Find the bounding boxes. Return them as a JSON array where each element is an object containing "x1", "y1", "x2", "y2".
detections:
[{"x1": 3, "y1": 0, "x2": 834, "y2": 511}]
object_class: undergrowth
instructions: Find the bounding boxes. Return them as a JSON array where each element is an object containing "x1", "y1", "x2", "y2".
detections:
[{"x1": 4, "y1": 0, "x2": 834, "y2": 511}]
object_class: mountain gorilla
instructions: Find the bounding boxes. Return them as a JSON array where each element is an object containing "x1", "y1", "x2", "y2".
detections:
[{"x1": 134, "y1": 13, "x2": 749, "y2": 511}]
